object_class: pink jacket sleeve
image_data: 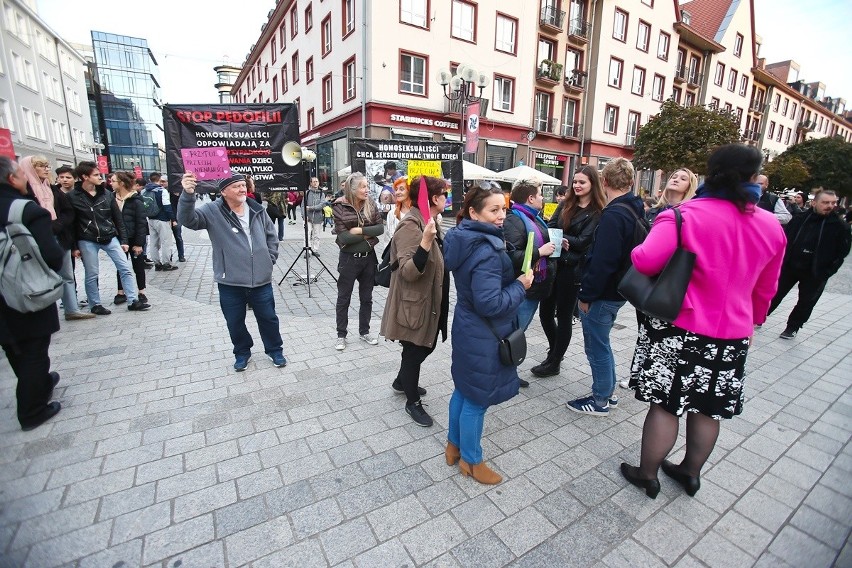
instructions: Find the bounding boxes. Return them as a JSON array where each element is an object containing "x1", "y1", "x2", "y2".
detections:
[{"x1": 631, "y1": 209, "x2": 678, "y2": 276}]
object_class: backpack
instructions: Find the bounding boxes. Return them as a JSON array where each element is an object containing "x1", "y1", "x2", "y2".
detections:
[
  {"x1": 0, "y1": 200, "x2": 64, "y2": 313},
  {"x1": 140, "y1": 187, "x2": 162, "y2": 218},
  {"x1": 374, "y1": 244, "x2": 399, "y2": 288},
  {"x1": 611, "y1": 202, "x2": 651, "y2": 285}
]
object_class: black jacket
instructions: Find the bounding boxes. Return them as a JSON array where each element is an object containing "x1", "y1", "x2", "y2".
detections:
[
  {"x1": 548, "y1": 202, "x2": 601, "y2": 279},
  {"x1": 0, "y1": 184, "x2": 64, "y2": 344},
  {"x1": 784, "y1": 210, "x2": 851, "y2": 280},
  {"x1": 120, "y1": 193, "x2": 149, "y2": 248},
  {"x1": 578, "y1": 192, "x2": 645, "y2": 303},
  {"x1": 504, "y1": 207, "x2": 555, "y2": 301},
  {"x1": 67, "y1": 182, "x2": 128, "y2": 247},
  {"x1": 51, "y1": 187, "x2": 76, "y2": 251}
]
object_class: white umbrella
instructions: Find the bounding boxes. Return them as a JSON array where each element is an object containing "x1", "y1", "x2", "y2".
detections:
[
  {"x1": 462, "y1": 160, "x2": 501, "y2": 181},
  {"x1": 497, "y1": 164, "x2": 562, "y2": 186}
]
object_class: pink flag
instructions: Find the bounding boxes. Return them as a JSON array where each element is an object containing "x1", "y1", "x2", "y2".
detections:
[
  {"x1": 464, "y1": 101, "x2": 480, "y2": 154},
  {"x1": 417, "y1": 175, "x2": 430, "y2": 222}
]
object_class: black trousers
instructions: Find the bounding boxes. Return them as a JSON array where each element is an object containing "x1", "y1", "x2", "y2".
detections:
[
  {"x1": 397, "y1": 339, "x2": 437, "y2": 405},
  {"x1": 336, "y1": 251, "x2": 376, "y2": 337},
  {"x1": 172, "y1": 223, "x2": 185, "y2": 260},
  {"x1": 117, "y1": 252, "x2": 147, "y2": 292},
  {"x1": 538, "y1": 263, "x2": 579, "y2": 361},
  {"x1": 287, "y1": 204, "x2": 298, "y2": 220},
  {"x1": 3, "y1": 335, "x2": 53, "y2": 426},
  {"x1": 767, "y1": 265, "x2": 828, "y2": 330}
]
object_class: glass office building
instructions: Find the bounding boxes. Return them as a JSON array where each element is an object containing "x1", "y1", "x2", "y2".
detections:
[{"x1": 89, "y1": 31, "x2": 162, "y2": 174}]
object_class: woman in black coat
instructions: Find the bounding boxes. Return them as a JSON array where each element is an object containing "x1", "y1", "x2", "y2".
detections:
[
  {"x1": 111, "y1": 172, "x2": 149, "y2": 304},
  {"x1": 532, "y1": 166, "x2": 606, "y2": 377}
]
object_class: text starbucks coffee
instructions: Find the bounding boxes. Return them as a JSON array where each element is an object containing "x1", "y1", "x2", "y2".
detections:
[{"x1": 390, "y1": 114, "x2": 459, "y2": 130}]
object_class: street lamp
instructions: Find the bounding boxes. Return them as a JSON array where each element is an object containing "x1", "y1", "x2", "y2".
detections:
[{"x1": 436, "y1": 64, "x2": 489, "y2": 159}]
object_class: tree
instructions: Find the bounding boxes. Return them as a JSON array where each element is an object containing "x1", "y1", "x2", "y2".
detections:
[
  {"x1": 776, "y1": 136, "x2": 852, "y2": 199},
  {"x1": 763, "y1": 155, "x2": 810, "y2": 191},
  {"x1": 633, "y1": 99, "x2": 743, "y2": 175}
]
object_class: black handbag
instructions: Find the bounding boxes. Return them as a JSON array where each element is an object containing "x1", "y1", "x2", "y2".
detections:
[
  {"x1": 485, "y1": 318, "x2": 527, "y2": 366},
  {"x1": 618, "y1": 207, "x2": 696, "y2": 323},
  {"x1": 374, "y1": 245, "x2": 398, "y2": 288}
]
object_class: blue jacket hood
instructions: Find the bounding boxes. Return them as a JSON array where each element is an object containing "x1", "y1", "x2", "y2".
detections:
[{"x1": 443, "y1": 219, "x2": 506, "y2": 272}]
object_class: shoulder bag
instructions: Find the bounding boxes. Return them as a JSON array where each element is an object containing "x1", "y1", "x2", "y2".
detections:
[
  {"x1": 617, "y1": 207, "x2": 696, "y2": 323},
  {"x1": 484, "y1": 317, "x2": 527, "y2": 367}
]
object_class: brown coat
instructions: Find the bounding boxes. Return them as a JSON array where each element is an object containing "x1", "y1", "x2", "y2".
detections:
[{"x1": 380, "y1": 213, "x2": 445, "y2": 348}]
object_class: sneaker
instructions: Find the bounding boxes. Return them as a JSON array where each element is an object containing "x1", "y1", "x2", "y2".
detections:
[
  {"x1": 405, "y1": 401, "x2": 434, "y2": 427},
  {"x1": 573, "y1": 316, "x2": 581, "y2": 325},
  {"x1": 154, "y1": 263, "x2": 163, "y2": 271},
  {"x1": 113, "y1": 294, "x2": 127, "y2": 305},
  {"x1": 779, "y1": 327, "x2": 797, "y2": 339},
  {"x1": 392, "y1": 379, "x2": 427, "y2": 396},
  {"x1": 90, "y1": 304, "x2": 111, "y2": 315},
  {"x1": 268, "y1": 353, "x2": 287, "y2": 368},
  {"x1": 335, "y1": 337, "x2": 347, "y2": 351},
  {"x1": 359, "y1": 334, "x2": 378, "y2": 345},
  {"x1": 609, "y1": 395, "x2": 619, "y2": 408},
  {"x1": 234, "y1": 354, "x2": 251, "y2": 372},
  {"x1": 178, "y1": 257, "x2": 187, "y2": 262},
  {"x1": 519, "y1": 378, "x2": 530, "y2": 388},
  {"x1": 78, "y1": 299, "x2": 88, "y2": 307},
  {"x1": 127, "y1": 299, "x2": 151, "y2": 311},
  {"x1": 161, "y1": 263, "x2": 179, "y2": 271},
  {"x1": 619, "y1": 379, "x2": 631, "y2": 389},
  {"x1": 138, "y1": 293, "x2": 148, "y2": 304},
  {"x1": 65, "y1": 311, "x2": 96, "y2": 321},
  {"x1": 566, "y1": 395, "x2": 609, "y2": 416}
]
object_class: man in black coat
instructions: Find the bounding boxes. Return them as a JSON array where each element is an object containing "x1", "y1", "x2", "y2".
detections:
[
  {"x1": 768, "y1": 189, "x2": 851, "y2": 339},
  {"x1": 0, "y1": 157, "x2": 65, "y2": 430}
]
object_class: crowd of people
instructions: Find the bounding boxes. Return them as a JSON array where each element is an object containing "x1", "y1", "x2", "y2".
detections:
[{"x1": 2, "y1": 144, "x2": 850, "y2": 498}]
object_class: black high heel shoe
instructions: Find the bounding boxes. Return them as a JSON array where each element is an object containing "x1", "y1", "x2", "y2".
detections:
[
  {"x1": 661, "y1": 460, "x2": 700, "y2": 496},
  {"x1": 620, "y1": 463, "x2": 661, "y2": 499}
]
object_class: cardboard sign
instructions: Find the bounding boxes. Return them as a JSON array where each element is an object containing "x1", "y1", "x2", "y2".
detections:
[
  {"x1": 0, "y1": 128, "x2": 15, "y2": 160},
  {"x1": 407, "y1": 160, "x2": 443, "y2": 181},
  {"x1": 180, "y1": 148, "x2": 232, "y2": 180}
]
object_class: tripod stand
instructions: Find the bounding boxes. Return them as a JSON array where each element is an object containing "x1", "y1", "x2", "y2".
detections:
[{"x1": 279, "y1": 188, "x2": 336, "y2": 297}]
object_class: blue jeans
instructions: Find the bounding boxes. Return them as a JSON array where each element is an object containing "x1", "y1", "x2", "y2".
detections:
[
  {"x1": 580, "y1": 299, "x2": 625, "y2": 405},
  {"x1": 276, "y1": 218, "x2": 286, "y2": 240},
  {"x1": 447, "y1": 389, "x2": 488, "y2": 465},
  {"x1": 78, "y1": 238, "x2": 137, "y2": 306},
  {"x1": 217, "y1": 283, "x2": 283, "y2": 359},
  {"x1": 515, "y1": 298, "x2": 539, "y2": 332}
]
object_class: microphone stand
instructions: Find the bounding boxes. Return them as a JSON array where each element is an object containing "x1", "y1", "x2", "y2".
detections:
[{"x1": 278, "y1": 184, "x2": 336, "y2": 297}]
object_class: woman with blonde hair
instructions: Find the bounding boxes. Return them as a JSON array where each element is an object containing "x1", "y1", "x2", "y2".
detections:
[
  {"x1": 333, "y1": 172, "x2": 384, "y2": 350},
  {"x1": 19, "y1": 156, "x2": 56, "y2": 219},
  {"x1": 646, "y1": 168, "x2": 698, "y2": 224}
]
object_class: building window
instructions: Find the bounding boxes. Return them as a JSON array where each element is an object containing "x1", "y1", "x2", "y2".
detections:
[
  {"x1": 0, "y1": 99, "x2": 12, "y2": 131},
  {"x1": 790, "y1": 103, "x2": 797, "y2": 119},
  {"x1": 264, "y1": 64, "x2": 269, "y2": 82},
  {"x1": 714, "y1": 63, "x2": 724, "y2": 86},
  {"x1": 734, "y1": 33, "x2": 744, "y2": 57},
  {"x1": 23, "y1": 108, "x2": 46, "y2": 139},
  {"x1": 652, "y1": 74, "x2": 664, "y2": 101},
  {"x1": 608, "y1": 57, "x2": 623, "y2": 88},
  {"x1": 272, "y1": 76, "x2": 279, "y2": 99},
  {"x1": 739, "y1": 76, "x2": 748, "y2": 97},
  {"x1": 306, "y1": 108, "x2": 315, "y2": 130},
  {"x1": 565, "y1": 48, "x2": 581, "y2": 77},
  {"x1": 399, "y1": 51, "x2": 427, "y2": 95},
  {"x1": 322, "y1": 74, "x2": 333, "y2": 112},
  {"x1": 636, "y1": 20, "x2": 650, "y2": 52},
  {"x1": 685, "y1": 92, "x2": 696, "y2": 107},
  {"x1": 290, "y1": 7, "x2": 299, "y2": 37},
  {"x1": 723, "y1": 102, "x2": 732, "y2": 112},
  {"x1": 534, "y1": 91, "x2": 552, "y2": 132},
  {"x1": 282, "y1": 65, "x2": 289, "y2": 93},
  {"x1": 451, "y1": 0, "x2": 476, "y2": 42},
  {"x1": 613, "y1": 8, "x2": 628, "y2": 41},
  {"x1": 279, "y1": 21, "x2": 287, "y2": 49},
  {"x1": 493, "y1": 75, "x2": 514, "y2": 112},
  {"x1": 562, "y1": 98, "x2": 578, "y2": 135},
  {"x1": 641, "y1": 0, "x2": 653, "y2": 5},
  {"x1": 727, "y1": 69, "x2": 737, "y2": 92},
  {"x1": 271, "y1": 38, "x2": 277, "y2": 63},
  {"x1": 52, "y1": 119, "x2": 70, "y2": 146},
  {"x1": 657, "y1": 32, "x2": 670, "y2": 60},
  {"x1": 495, "y1": 13, "x2": 517, "y2": 54},
  {"x1": 768, "y1": 121, "x2": 775, "y2": 139},
  {"x1": 773, "y1": 94, "x2": 780, "y2": 111},
  {"x1": 688, "y1": 56, "x2": 700, "y2": 83},
  {"x1": 343, "y1": 57, "x2": 357, "y2": 101},
  {"x1": 672, "y1": 86, "x2": 682, "y2": 104},
  {"x1": 604, "y1": 105, "x2": 619, "y2": 134},
  {"x1": 305, "y1": 3, "x2": 313, "y2": 31},
  {"x1": 322, "y1": 15, "x2": 332, "y2": 55},
  {"x1": 292, "y1": 52, "x2": 300, "y2": 83},
  {"x1": 782, "y1": 98, "x2": 789, "y2": 115},
  {"x1": 306, "y1": 57, "x2": 314, "y2": 83},
  {"x1": 401, "y1": 0, "x2": 428, "y2": 28},
  {"x1": 710, "y1": 97, "x2": 719, "y2": 109},
  {"x1": 626, "y1": 111, "x2": 640, "y2": 146},
  {"x1": 631, "y1": 67, "x2": 645, "y2": 96},
  {"x1": 343, "y1": 0, "x2": 355, "y2": 36},
  {"x1": 784, "y1": 129, "x2": 791, "y2": 145},
  {"x1": 776, "y1": 125, "x2": 783, "y2": 142},
  {"x1": 66, "y1": 87, "x2": 81, "y2": 113}
]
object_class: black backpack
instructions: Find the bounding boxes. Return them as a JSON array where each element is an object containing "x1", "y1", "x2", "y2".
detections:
[
  {"x1": 374, "y1": 244, "x2": 399, "y2": 288},
  {"x1": 611, "y1": 202, "x2": 651, "y2": 284}
]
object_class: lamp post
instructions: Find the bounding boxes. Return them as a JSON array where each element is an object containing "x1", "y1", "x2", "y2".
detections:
[{"x1": 436, "y1": 64, "x2": 489, "y2": 162}]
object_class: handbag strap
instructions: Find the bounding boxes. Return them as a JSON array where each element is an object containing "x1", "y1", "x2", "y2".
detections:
[
  {"x1": 673, "y1": 207, "x2": 683, "y2": 248},
  {"x1": 482, "y1": 317, "x2": 502, "y2": 341}
]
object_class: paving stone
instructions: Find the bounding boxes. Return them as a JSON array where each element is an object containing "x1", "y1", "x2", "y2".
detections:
[
  {"x1": 135, "y1": 455, "x2": 184, "y2": 485},
  {"x1": 450, "y1": 530, "x2": 514, "y2": 568},
  {"x1": 767, "y1": 525, "x2": 837, "y2": 568},
  {"x1": 44, "y1": 457, "x2": 104, "y2": 490},
  {"x1": 400, "y1": 512, "x2": 467, "y2": 566},
  {"x1": 789, "y1": 505, "x2": 850, "y2": 550},
  {"x1": 533, "y1": 486, "x2": 588, "y2": 529},
  {"x1": 165, "y1": 540, "x2": 226, "y2": 568},
  {"x1": 354, "y1": 538, "x2": 416, "y2": 568},
  {"x1": 213, "y1": 494, "x2": 269, "y2": 539},
  {"x1": 319, "y1": 517, "x2": 377, "y2": 565},
  {"x1": 265, "y1": 479, "x2": 317, "y2": 515},
  {"x1": 491, "y1": 505, "x2": 557, "y2": 556},
  {"x1": 802, "y1": 484, "x2": 852, "y2": 524},
  {"x1": 416, "y1": 477, "x2": 469, "y2": 516},
  {"x1": 156, "y1": 465, "x2": 217, "y2": 502},
  {"x1": 365, "y1": 494, "x2": 429, "y2": 542},
  {"x1": 565, "y1": 467, "x2": 621, "y2": 507},
  {"x1": 713, "y1": 509, "x2": 773, "y2": 557},
  {"x1": 24, "y1": 521, "x2": 112, "y2": 568},
  {"x1": 142, "y1": 514, "x2": 215, "y2": 565},
  {"x1": 601, "y1": 539, "x2": 668, "y2": 568},
  {"x1": 216, "y1": 452, "x2": 263, "y2": 482},
  {"x1": 702, "y1": 459, "x2": 758, "y2": 496},
  {"x1": 236, "y1": 467, "x2": 284, "y2": 499},
  {"x1": 64, "y1": 468, "x2": 135, "y2": 505},
  {"x1": 9, "y1": 499, "x2": 98, "y2": 550},
  {"x1": 174, "y1": 481, "x2": 238, "y2": 522},
  {"x1": 77, "y1": 538, "x2": 142, "y2": 568},
  {"x1": 252, "y1": 539, "x2": 328, "y2": 568},
  {"x1": 450, "y1": 493, "x2": 506, "y2": 537},
  {"x1": 111, "y1": 501, "x2": 171, "y2": 544},
  {"x1": 358, "y1": 450, "x2": 406, "y2": 480},
  {"x1": 633, "y1": 511, "x2": 700, "y2": 564},
  {"x1": 290, "y1": 497, "x2": 345, "y2": 539},
  {"x1": 690, "y1": 531, "x2": 756, "y2": 568}
]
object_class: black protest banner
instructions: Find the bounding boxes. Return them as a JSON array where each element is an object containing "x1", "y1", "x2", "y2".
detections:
[
  {"x1": 349, "y1": 139, "x2": 463, "y2": 212},
  {"x1": 162, "y1": 104, "x2": 303, "y2": 194}
]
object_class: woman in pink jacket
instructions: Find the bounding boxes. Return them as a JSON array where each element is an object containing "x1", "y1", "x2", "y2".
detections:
[{"x1": 620, "y1": 144, "x2": 786, "y2": 499}]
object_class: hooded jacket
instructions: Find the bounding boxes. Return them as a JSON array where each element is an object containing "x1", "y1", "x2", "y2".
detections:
[
  {"x1": 443, "y1": 219, "x2": 526, "y2": 407},
  {"x1": 178, "y1": 192, "x2": 279, "y2": 287},
  {"x1": 67, "y1": 182, "x2": 128, "y2": 246},
  {"x1": 117, "y1": 191, "x2": 149, "y2": 248}
]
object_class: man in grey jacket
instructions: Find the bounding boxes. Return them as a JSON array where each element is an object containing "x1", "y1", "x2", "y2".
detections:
[
  {"x1": 304, "y1": 177, "x2": 325, "y2": 256},
  {"x1": 178, "y1": 173, "x2": 286, "y2": 371}
]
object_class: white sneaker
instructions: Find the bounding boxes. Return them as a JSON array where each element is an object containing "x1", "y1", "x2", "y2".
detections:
[
  {"x1": 335, "y1": 337, "x2": 346, "y2": 350},
  {"x1": 619, "y1": 379, "x2": 630, "y2": 389},
  {"x1": 359, "y1": 334, "x2": 378, "y2": 345}
]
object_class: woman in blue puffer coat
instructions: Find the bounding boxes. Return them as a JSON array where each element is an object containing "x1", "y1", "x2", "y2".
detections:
[{"x1": 442, "y1": 185, "x2": 533, "y2": 485}]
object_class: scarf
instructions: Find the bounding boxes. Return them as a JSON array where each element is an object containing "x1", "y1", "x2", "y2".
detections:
[
  {"x1": 695, "y1": 182, "x2": 761, "y2": 203},
  {"x1": 511, "y1": 203, "x2": 549, "y2": 282},
  {"x1": 19, "y1": 156, "x2": 56, "y2": 220}
]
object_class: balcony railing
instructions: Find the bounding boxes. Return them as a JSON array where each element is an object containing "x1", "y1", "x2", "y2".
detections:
[
  {"x1": 540, "y1": 6, "x2": 565, "y2": 29},
  {"x1": 749, "y1": 100, "x2": 764, "y2": 113},
  {"x1": 743, "y1": 130, "x2": 760, "y2": 142},
  {"x1": 567, "y1": 19, "x2": 591, "y2": 42},
  {"x1": 687, "y1": 68, "x2": 701, "y2": 87},
  {"x1": 537, "y1": 60, "x2": 563, "y2": 83},
  {"x1": 534, "y1": 117, "x2": 558, "y2": 134},
  {"x1": 564, "y1": 69, "x2": 587, "y2": 91},
  {"x1": 797, "y1": 119, "x2": 815, "y2": 131},
  {"x1": 561, "y1": 122, "x2": 582, "y2": 138},
  {"x1": 444, "y1": 97, "x2": 490, "y2": 118},
  {"x1": 674, "y1": 66, "x2": 687, "y2": 83}
]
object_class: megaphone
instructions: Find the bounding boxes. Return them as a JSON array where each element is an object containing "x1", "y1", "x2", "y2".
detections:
[{"x1": 282, "y1": 141, "x2": 318, "y2": 166}]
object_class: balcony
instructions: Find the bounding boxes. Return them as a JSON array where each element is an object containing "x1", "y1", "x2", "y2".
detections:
[
  {"x1": 564, "y1": 69, "x2": 587, "y2": 92},
  {"x1": 540, "y1": 6, "x2": 565, "y2": 31},
  {"x1": 561, "y1": 122, "x2": 582, "y2": 139},
  {"x1": 674, "y1": 66, "x2": 687, "y2": 84},
  {"x1": 687, "y1": 69, "x2": 701, "y2": 88},
  {"x1": 536, "y1": 60, "x2": 563, "y2": 85},
  {"x1": 534, "y1": 117, "x2": 558, "y2": 134},
  {"x1": 443, "y1": 97, "x2": 490, "y2": 118},
  {"x1": 743, "y1": 130, "x2": 760, "y2": 144},
  {"x1": 625, "y1": 133, "x2": 637, "y2": 147},
  {"x1": 797, "y1": 119, "x2": 815, "y2": 131},
  {"x1": 749, "y1": 99, "x2": 764, "y2": 113},
  {"x1": 567, "y1": 19, "x2": 591, "y2": 44}
]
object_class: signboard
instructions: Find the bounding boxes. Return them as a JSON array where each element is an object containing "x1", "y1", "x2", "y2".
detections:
[
  {"x1": 133, "y1": 165, "x2": 143, "y2": 179},
  {"x1": 96, "y1": 155, "x2": 109, "y2": 174},
  {"x1": 464, "y1": 101, "x2": 480, "y2": 154},
  {"x1": 162, "y1": 104, "x2": 303, "y2": 194},
  {"x1": 0, "y1": 128, "x2": 15, "y2": 160},
  {"x1": 349, "y1": 139, "x2": 463, "y2": 212}
]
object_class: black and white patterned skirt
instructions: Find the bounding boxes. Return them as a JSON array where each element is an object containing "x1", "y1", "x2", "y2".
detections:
[{"x1": 629, "y1": 315, "x2": 750, "y2": 420}]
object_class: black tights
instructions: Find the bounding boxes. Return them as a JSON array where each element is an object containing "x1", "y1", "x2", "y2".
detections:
[
  {"x1": 638, "y1": 403, "x2": 720, "y2": 479},
  {"x1": 538, "y1": 265, "x2": 578, "y2": 361}
]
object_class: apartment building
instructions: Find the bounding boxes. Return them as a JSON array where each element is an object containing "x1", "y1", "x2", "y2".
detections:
[{"x1": 0, "y1": 0, "x2": 95, "y2": 166}]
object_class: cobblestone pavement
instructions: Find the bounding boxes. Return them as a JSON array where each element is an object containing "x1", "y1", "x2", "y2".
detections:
[{"x1": 0, "y1": 223, "x2": 850, "y2": 568}]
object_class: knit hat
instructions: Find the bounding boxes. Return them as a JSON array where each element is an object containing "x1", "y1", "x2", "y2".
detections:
[{"x1": 218, "y1": 174, "x2": 246, "y2": 191}]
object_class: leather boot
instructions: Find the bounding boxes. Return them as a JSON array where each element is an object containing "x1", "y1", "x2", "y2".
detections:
[
  {"x1": 459, "y1": 459, "x2": 502, "y2": 485},
  {"x1": 445, "y1": 441, "x2": 460, "y2": 466},
  {"x1": 530, "y1": 357, "x2": 560, "y2": 377}
]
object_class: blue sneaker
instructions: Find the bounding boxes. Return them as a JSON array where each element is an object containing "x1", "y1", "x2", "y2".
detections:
[
  {"x1": 234, "y1": 354, "x2": 251, "y2": 372},
  {"x1": 566, "y1": 395, "x2": 609, "y2": 416},
  {"x1": 268, "y1": 352, "x2": 287, "y2": 368},
  {"x1": 609, "y1": 395, "x2": 619, "y2": 408}
]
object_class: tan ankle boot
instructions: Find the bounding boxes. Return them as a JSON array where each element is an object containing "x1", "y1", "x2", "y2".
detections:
[
  {"x1": 459, "y1": 459, "x2": 502, "y2": 484},
  {"x1": 445, "y1": 442, "x2": 460, "y2": 466}
]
